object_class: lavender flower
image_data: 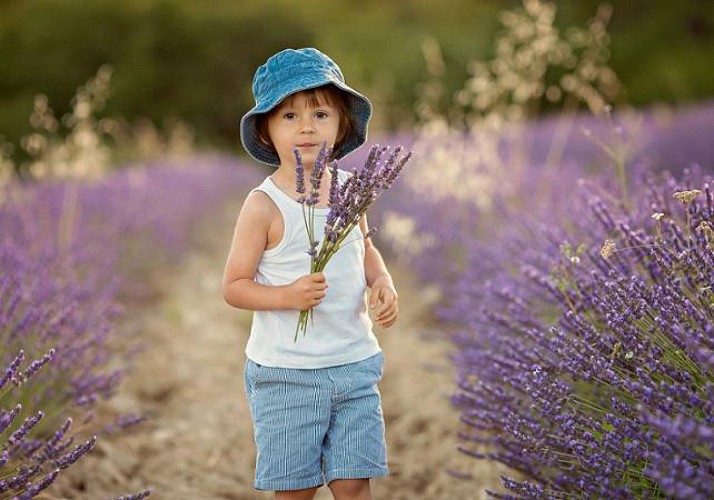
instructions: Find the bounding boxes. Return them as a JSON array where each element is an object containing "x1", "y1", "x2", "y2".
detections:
[
  {"x1": 8, "y1": 412, "x2": 44, "y2": 447},
  {"x1": 37, "y1": 418, "x2": 74, "y2": 461},
  {"x1": 54, "y1": 435, "x2": 97, "y2": 470},
  {"x1": 293, "y1": 143, "x2": 412, "y2": 340},
  {"x1": 0, "y1": 350, "x2": 25, "y2": 390},
  {"x1": 0, "y1": 405, "x2": 22, "y2": 435},
  {"x1": 13, "y1": 470, "x2": 59, "y2": 500},
  {"x1": 294, "y1": 147, "x2": 306, "y2": 201},
  {"x1": 103, "y1": 413, "x2": 147, "y2": 435},
  {"x1": 20, "y1": 348, "x2": 55, "y2": 382}
]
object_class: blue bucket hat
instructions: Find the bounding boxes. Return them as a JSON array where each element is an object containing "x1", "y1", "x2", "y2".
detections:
[{"x1": 240, "y1": 48, "x2": 372, "y2": 166}]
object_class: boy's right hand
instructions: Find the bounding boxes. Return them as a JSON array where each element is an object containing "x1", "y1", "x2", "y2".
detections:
[{"x1": 285, "y1": 272, "x2": 329, "y2": 311}]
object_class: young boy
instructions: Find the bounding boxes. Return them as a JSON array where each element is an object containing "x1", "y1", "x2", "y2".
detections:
[{"x1": 222, "y1": 48, "x2": 398, "y2": 500}]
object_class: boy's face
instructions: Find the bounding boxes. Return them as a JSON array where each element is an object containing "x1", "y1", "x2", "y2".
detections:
[{"x1": 266, "y1": 90, "x2": 341, "y2": 169}]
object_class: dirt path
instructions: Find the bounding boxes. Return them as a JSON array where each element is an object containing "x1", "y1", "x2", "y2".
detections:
[{"x1": 47, "y1": 199, "x2": 505, "y2": 500}]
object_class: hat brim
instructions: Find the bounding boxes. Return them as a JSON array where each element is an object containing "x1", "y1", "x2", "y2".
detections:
[{"x1": 240, "y1": 73, "x2": 372, "y2": 167}]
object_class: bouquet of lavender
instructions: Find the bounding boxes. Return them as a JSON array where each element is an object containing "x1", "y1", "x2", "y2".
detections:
[{"x1": 293, "y1": 143, "x2": 412, "y2": 341}]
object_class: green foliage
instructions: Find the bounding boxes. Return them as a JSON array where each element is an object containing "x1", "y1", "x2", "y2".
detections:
[
  {"x1": 0, "y1": 0, "x2": 315, "y2": 152},
  {"x1": 0, "y1": 0, "x2": 713, "y2": 156},
  {"x1": 556, "y1": 0, "x2": 714, "y2": 104}
]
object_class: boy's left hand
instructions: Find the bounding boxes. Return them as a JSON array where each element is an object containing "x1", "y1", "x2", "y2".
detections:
[{"x1": 369, "y1": 276, "x2": 399, "y2": 328}]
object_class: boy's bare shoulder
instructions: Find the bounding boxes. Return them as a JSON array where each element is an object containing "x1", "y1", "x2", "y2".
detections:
[{"x1": 238, "y1": 189, "x2": 278, "y2": 223}]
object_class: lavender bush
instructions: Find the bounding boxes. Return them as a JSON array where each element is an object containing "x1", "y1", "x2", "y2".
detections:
[
  {"x1": 449, "y1": 168, "x2": 712, "y2": 499},
  {"x1": 376, "y1": 100, "x2": 714, "y2": 499},
  {"x1": 360, "y1": 2, "x2": 713, "y2": 495},
  {"x1": 1, "y1": 156, "x2": 261, "y2": 497}
]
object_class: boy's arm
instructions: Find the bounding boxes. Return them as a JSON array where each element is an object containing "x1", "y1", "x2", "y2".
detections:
[
  {"x1": 360, "y1": 215, "x2": 399, "y2": 328},
  {"x1": 222, "y1": 191, "x2": 328, "y2": 312}
]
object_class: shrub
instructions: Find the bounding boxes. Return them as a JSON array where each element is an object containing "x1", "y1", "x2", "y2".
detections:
[{"x1": 0, "y1": 157, "x2": 262, "y2": 497}]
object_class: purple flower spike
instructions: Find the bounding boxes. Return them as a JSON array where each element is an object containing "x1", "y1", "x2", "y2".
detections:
[
  {"x1": 14, "y1": 469, "x2": 59, "y2": 499},
  {"x1": 0, "y1": 405, "x2": 22, "y2": 435},
  {"x1": 54, "y1": 435, "x2": 97, "y2": 470},
  {"x1": 1, "y1": 350, "x2": 25, "y2": 390},
  {"x1": 109, "y1": 413, "x2": 147, "y2": 432},
  {"x1": 21, "y1": 348, "x2": 55, "y2": 382},
  {"x1": 8, "y1": 411, "x2": 44, "y2": 446},
  {"x1": 293, "y1": 147, "x2": 306, "y2": 197},
  {"x1": 308, "y1": 143, "x2": 332, "y2": 196},
  {"x1": 328, "y1": 160, "x2": 340, "y2": 207}
]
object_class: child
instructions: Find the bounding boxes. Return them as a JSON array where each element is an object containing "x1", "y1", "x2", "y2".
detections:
[{"x1": 222, "y1": 48, "x2": 399, "y2": 500}]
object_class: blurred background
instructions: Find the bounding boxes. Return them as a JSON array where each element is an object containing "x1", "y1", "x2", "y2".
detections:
[{"x1": 1, "y1": 0, "x2": 713, "y2": 172}]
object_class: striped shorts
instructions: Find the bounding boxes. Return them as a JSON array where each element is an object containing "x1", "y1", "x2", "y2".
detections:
[{"x1": 244, "y1": 351, "x2": 388, "y2": 491}]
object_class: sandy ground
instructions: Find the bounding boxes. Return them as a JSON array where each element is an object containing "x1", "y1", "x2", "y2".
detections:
[{"x1": 44, "y1": 199, "x2": 506, "y2": 500}]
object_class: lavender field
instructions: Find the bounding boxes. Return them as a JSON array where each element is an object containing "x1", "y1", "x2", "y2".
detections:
[
  {"x1": 2, "y1": 0, "x2": 714, "y2": 497},
  {"x1": 0, "y1": 6, "x2": 711, "y2": 495},
  {"x1": 1, "y1": 95, "x2": 713, "y2": 499}
]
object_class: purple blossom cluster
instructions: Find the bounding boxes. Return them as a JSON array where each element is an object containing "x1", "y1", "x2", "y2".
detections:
[
  {"x1": 317, "y1": 144, "x2": 411, "y2": 259},
  {"x1": 379, "y1": 104, "x2": 714, "y2": 499},
  {"x1": 0, "y1": 155, "x2": 262, "y2": 497},
  {"x1": 293, "y1": 143, "x2": 411, "y2": 339},
  {"x1": 458, "y1": 172, "x2": 712, "y2": 499}
]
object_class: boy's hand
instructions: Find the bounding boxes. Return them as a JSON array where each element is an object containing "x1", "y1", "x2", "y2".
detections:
[
  {"x1": 287, "y1": 272, "x2": 329, "y2": 311},
  {"x1": 369, "y1": 276, "x2": 399, "y2": 328}
]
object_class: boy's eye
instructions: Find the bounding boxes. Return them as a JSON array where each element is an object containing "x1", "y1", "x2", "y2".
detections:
[
  {"x1": 315, "y1": 111, "x2": 329, "y2": 119},
  {"x1": 283, "y1": 112, "x2": 296, "y2": 120}
]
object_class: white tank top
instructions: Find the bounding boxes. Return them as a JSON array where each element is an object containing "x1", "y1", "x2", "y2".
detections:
[{"x1": 245, "y1": 171, "x2": 381, "y2": 369}]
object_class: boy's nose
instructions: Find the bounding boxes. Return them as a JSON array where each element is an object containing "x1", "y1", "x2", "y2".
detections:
[{"x1": 299, "y1": 116, "x2": 316, "y2": 132}]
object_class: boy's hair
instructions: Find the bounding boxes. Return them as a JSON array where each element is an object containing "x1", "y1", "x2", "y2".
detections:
[{"x1": 255, "y1": 85, "x2": 354, "y2": 160}]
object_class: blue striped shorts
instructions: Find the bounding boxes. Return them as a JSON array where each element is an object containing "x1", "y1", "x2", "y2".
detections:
[{"x1": 244, "y1": 351, "x2": 388, "y2": 491}]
